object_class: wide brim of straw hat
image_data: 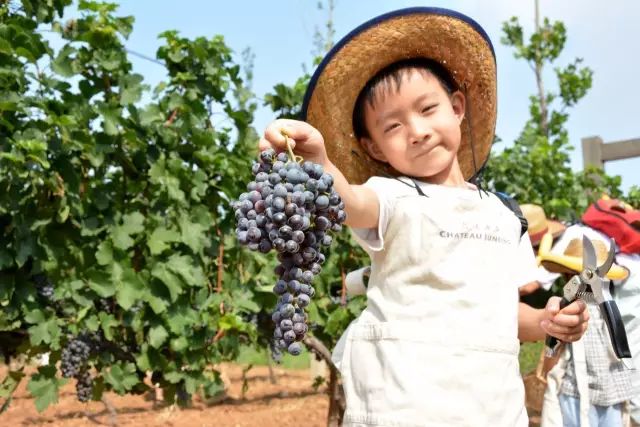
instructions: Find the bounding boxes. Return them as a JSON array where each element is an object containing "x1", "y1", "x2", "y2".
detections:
[
  {"x1": 531, "y1": 219, "x2": 566, "y2": 247},
  {"x1": 538, "y1": 236, "x2": 629, "y2": 281},
  {"x1": 520, "y1": 204, "x2": 567, "y2": 246},
  {"x1": 301, "y1": 7, "x2": 497, "y2": 184}
]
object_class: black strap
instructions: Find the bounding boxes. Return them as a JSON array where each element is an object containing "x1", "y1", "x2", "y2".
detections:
[
  {"x1": 493, "y1": 192, "x2": 528, "y2": 238},
  {"x1": 409, "y1": 179, "x2": 427, "y2": 197}
]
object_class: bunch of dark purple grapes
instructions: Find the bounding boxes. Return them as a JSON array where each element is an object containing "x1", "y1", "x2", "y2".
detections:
[
  {"x1": 60, "y1": 332, "x2": 98, "y2": 402},
  {"x1": 32, "y1": 273, "x2": 54, "y2": 300},
  {"x1": 232, "y1": 144, "x2": 346, "y2": 356}
]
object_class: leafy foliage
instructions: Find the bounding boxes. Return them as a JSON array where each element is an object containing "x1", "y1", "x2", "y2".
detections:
[{"x1": 0, "y1": 0, "x2": 271, "y2": 410}]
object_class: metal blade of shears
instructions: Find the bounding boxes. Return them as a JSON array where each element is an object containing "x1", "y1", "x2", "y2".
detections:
[
  {"x1": 597, "y1": 238, "x2": 616, "y2": 278},
  {"x1": 582, "y1": 235, "x2": 598, "y2": 271}
]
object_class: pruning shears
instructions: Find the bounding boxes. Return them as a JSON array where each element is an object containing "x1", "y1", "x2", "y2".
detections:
[{"x1": 545, "y1": 235, "x2": 631, "y2": 359}]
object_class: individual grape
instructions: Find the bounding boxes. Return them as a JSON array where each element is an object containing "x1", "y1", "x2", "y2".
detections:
[
  {"x1": 280, "y1": 319, "x2": 293, "y2": 331},
  {"x1": 300, "y1": 284, "x2": 315, "y2": 297},
  {"x1": 283, "y1": 330, "x2": 296, "y2": 342},
  {"x1": 274, "y1": 327, "x2": 283, "y2": 339},
  {"x1": 271, "y1": 310, "x2": 281, "y2": 324},
  {"x1": 287, "y1": 342, "x2": 302, "y2": 356},
  {"x1": 273, "y1": 280, "x2": 287, "y2": 294},
  {"x1": 293, "y1": 322, "x2": 307, "y2": 336},
  {"x1": 285, "y1": 240, "x2": 299, "y2": 253},
  {"x1": 301, "y1": 270, "x2": 314, "y2": 284},
  {"x1": 321, "y1": 235, "x2": 332, "y2": 246},
  {"x1": 279, "y1": 304, "x2": 295, "y2": 318},
  {"x1": 279, "y1": 293, "x2": 294, "y2": 304},
  {"x1": 297, "y1": 294, "x2": 311, "y2": 308},
  {"x1": 315, "y1": 216, "x2": 330, "y2": 231},
  {"x1": 287, "y1": 279, "x2": 301, "y2": 294},
  {"x1": 260, "y1": 150, "x2": 275, "y2": 164},
  {"x1": 315, "y1": 195, "x2": 330, "y2": 210},
  {"x1": 291, "y1": 230, "x2": 305, "y2": 244}
]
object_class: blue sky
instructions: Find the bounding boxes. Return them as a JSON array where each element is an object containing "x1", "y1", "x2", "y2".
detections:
[{"x1": 87, "y1": 1, "x2": 639, "y2": 191}]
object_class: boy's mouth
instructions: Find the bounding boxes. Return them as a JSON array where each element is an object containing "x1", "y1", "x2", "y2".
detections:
[{"x1": 413, "y1": 141, "x2": 440, "y2": 158}]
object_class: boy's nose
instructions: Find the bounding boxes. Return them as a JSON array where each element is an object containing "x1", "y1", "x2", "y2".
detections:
[{"x1": 408, "y1": 119, "x2": 432, "y2": 145}]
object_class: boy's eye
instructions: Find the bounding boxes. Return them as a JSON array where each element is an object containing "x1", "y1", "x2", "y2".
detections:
[
  {"x1": 383, "y1": 123, "x2": 400, "y2": 133},
  {"x1": 422, "y1": 104, "x2": 438, "y2": 113},
  {"x1": 422, "y1": 105, "x2": 436, "y2": 113}
]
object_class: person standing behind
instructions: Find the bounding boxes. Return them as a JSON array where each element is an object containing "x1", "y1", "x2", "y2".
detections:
[
  {"x1": 538, "y1": 223, "x2": 634, "y2": 427},
  {"x1": 582, "y1": 197, "x2": 640, "y2": 425}
]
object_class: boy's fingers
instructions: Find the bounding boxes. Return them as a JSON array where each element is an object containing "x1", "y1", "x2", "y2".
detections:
[
  {"x1": 544, "y1": 296, "x2": 561, "y2": 314},
  {"x1": 545, "y1": 298, "x2": 587, "y2": 318},
  {"x1": 258, "y1": 137, "x2": 275, "y2": 152},
  {"x1": 263, "y1": 125, "x2": 288, "y2": 150},
  {"x1": 548, "y1": 309, "x2": 590, "y2": 328},
  {"x1": 541, "y1": 297, "x2": 590, "y2": 341},
  {"x1": 266, "y1": 119, "x2": 313, "y2": 143},
  {"x1": 558, "y1": 299, "x2": 587, "y2": 315},
  {"x1": 543, "y1": 323, "x2": 588, "y2": 342},
  {"x1": 541, "y1": 317, "x2": 588, "y2": 341},
  {"x1": 550, "y1": 300, "x2": 589, "y2": 327}
]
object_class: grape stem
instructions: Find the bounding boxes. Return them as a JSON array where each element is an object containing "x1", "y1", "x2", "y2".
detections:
[{"x1": 280, "y1": 129, "x2": 304, "y2": 164}]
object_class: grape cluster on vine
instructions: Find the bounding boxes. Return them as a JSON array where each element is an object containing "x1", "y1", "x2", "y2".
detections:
[
  {"x1": 60, "y1": 332, "x2": 101, "y2": 402},
  {"x1": 31, "y1": 274, "x2": 54, "y2": 300},
  {"x1": 232, "y1": 138, "x2": 346, "y2": 356},
  {"x1": 75, "y1": 369, "x2": 93, "y2": 402}
]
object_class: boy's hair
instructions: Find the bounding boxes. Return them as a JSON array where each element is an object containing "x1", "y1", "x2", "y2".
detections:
[{"x1": 352, "y1": 58, "x2": 459, "y2": 140}]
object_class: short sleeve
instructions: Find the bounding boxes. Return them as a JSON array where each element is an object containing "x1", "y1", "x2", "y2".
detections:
[
  {"x1": 511, "y1": 232, "x2": 542, "y2": 289},
  {"x1": 349, "y1": 177, "x2": 395, "y2": 254}
]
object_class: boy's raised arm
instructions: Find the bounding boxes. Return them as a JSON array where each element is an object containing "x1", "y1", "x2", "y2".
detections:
[{"x1": 259, "y1": 119, "x2": 380, "y2": 229}]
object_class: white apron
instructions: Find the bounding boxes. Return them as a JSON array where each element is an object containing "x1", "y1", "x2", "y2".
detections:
[{"x1": 334, "y1": 190, "x2": 528, "y2": 426}]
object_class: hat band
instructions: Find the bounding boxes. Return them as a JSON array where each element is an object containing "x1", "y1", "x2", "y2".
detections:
[{"x1": 529, "y1": 226, "x2": 549, "y2": 243}]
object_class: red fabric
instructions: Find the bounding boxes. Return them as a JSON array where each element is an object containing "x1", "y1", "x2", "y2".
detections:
[
  {"x1": 529, "y1": 227, "x2": 549, "y2": 245},
  {"x1": 582, "y1": 199, "x2": 640, "y2": 254}
]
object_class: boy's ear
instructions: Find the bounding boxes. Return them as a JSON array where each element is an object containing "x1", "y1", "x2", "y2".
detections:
[
  {"x1": 451, "y1": 91, "x2": 466, "y2": 124},
  {"x1": 360, "y1": 137, "x2": 387, "y2": 163}
]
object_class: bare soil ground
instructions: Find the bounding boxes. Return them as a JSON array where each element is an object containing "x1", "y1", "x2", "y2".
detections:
[
  {"x1": 1, "y1": 363, "x2": 329, "y2": 427},
  {"x1": 2, "y1": 362, "x2": 542, "y2": 426}
]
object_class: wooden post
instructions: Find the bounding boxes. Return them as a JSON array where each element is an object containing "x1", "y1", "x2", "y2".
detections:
[
  {"x1": 601, "y1": 138, "x2": 640, "y2": 162},
  {"x1": 581, "y1": 136, "x2": 604, "y2": 168},
  {"x1": 582, "y1": 136, "x2": 640, "y2": 170}
]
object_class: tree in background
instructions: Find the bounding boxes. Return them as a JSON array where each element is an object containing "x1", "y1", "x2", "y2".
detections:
[{"x1": 484, "y1": 0, "x2": 638, "y2": 220}]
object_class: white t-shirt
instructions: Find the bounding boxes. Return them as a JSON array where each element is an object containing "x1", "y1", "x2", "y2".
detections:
[
  {"x1": 614, "y1": 252, "x2": 640, "y2": 423},
  {"x1": 349, "y1": 176, "x2": 538, "y2": 289},
  {"x1": 337, "y1": 176, "x2": 533, "y2": 425}
]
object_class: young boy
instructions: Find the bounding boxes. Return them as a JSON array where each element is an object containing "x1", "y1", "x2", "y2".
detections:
[{"x1": 260, "y1": 8, "x2": 589, "y2": 426}]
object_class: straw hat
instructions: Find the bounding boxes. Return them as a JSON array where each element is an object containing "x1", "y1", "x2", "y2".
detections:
[
  {"x1": 520, "y1": 204, "x2": 566, "y2": 246},
  {"x1": 538, "y1": 235, "x2": 629, "y2": 281},
  {"x1": 301, "y1": 7, "x2": 497, "y2": 184}
]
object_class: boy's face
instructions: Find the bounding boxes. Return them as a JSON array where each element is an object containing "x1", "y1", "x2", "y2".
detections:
[{"x1": 360, "y1": 69, "x2": 466, "y2": 182}]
